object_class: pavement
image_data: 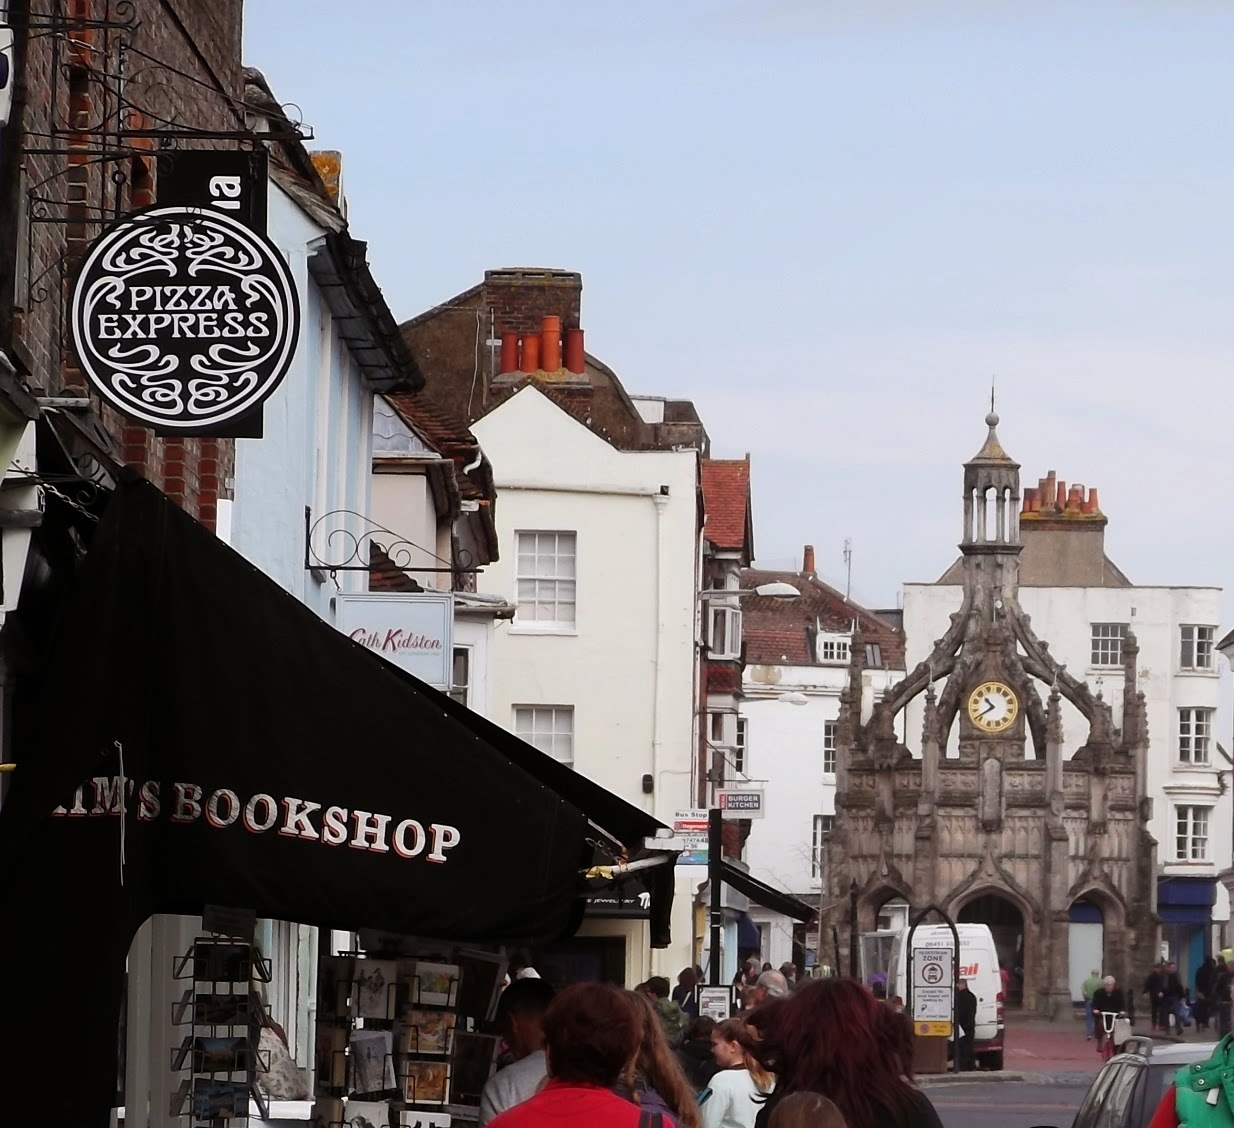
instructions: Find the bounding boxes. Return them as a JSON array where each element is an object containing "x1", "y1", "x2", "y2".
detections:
[{"x1": 929, "y1": 1078, "x2": 1091, "y2": 1128}]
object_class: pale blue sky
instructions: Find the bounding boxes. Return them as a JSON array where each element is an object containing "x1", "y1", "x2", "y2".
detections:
[{"x1": 244, "y1": 1, "x2": 1233, "y2": 610}]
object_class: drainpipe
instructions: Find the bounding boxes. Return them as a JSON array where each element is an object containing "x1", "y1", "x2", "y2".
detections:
[{"x1": 650, "y1": 489, "x2": 669, "y2": 816}]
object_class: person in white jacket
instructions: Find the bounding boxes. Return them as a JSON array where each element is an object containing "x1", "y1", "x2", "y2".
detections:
[
  {"x1": 702, "y1": 1018, "x2": 774, "y2": 1128},
  {"x1": 478, "y1": 977, "x2": 555, "y2": 1125}
]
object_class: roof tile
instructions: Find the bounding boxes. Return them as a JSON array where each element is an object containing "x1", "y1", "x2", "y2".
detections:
[{"x1": 702, "y1": 459, "x2": 752, "y2": 554}]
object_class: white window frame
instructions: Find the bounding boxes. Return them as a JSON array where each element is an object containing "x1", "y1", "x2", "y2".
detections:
[
  {"x1": 1180, "y1": 625, "x2": 1216, "y2": 672},
  {"x1": 817, "y1": 634, "x2": 851, "y2": 665},
  {"x1": 514, "y1": 531, "x2": 577, "y2": 630},
  {"x1": 1178, "y1": 708, "x2": 1214, "y2": 765},
  {"x1": 1090, "y1": 623, "x2": 1127, "y2": 668},
  {"x1": 823, "y1": 720, "x2": 837, "y2": 777},
  {"x1": 708, "y1": 604, "x2": 742, "y2": 660},
  {"x1": 734, "y1": 717, "x2": 748, "y2": 776},
  {"x1": 811, "y1": 814, "x2": 835, "y2": 879},
  {"x1": 864, "y1": 643, "x2": 883, "y2": 668},
  {"x1": 448, "y1": 647, "x2": 470, "y2": 708},
  {"x1": 513, "y1": 705, "x2": 575, "y2": 768},
  {"x1": 1175, "y1": 805, "x2": 1211, "y2": 862}
]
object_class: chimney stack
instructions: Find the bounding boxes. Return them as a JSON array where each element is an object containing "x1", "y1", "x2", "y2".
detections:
[
  {"x1": 540, "y1": 315, "x2": 561, "y2": 371},
  {"x1": 803, "y1": 545, "x2": 816, "y2": 575},
  {"x1": 564, "y1": 328, "x2": 586, "y2": 374},
  {"x1": 519, "y1": 333, "x2": 540, "y2": 373},
  {"x1": 499, "y1": 331, "x2": 519, "y2": 374}
]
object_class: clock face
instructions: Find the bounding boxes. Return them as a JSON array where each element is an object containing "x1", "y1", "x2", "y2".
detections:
[{"x1": 967, "y1": 681, "x2": 1019, "y2": 733}]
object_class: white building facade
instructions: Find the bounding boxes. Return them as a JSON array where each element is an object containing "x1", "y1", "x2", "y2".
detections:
[
  {"x1": 903, "y1": 470, "x2": 1229, "y2": 993},
  {"x1": 739, "y1": 552, "x2": 907, "y2": 971},
  {"x1": 471, "y1": 384, "x2": 703, "y2": 984}
]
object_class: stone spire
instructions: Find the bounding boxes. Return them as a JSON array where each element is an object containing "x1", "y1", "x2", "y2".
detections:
[{"x1": 961, "y1": 409, "x2": 1022, "y2": 554}]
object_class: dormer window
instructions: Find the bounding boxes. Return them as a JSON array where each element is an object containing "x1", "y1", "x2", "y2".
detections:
[{"x1": 816, "y1": 633, "x2": 850, "y2": 665}]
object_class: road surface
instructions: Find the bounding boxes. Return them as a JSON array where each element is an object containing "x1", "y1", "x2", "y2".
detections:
[{"x1": 929, "y1": 1077, "x2": 1090, "y2": 1128}]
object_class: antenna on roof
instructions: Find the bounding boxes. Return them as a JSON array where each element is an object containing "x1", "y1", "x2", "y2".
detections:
[
  {"x1": 843, "y1": 538, "x2": 853, "y2": 600},
  {"x1": 990, "y1": 379, "x2": 996, "y2": 415}
]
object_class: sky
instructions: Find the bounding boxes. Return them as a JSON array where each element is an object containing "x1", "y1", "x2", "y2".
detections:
[{"x1": 244, "y1": 1, "x2": 1233, "y2": 613}]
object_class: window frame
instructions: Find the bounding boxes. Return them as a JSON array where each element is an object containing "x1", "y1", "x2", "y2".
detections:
[
  {"x1": 1175, "y1": 804, "x2": 1211, "y2": 862},
  {"x1": 1180, "y1": 625, "x2": 1216, "y2": 672},
  {"x1": 864, "y1": 643, "x2": 883, "y2": 669},
  {"x1": 734, "y1": 717, "x2": 748, "y2": 776},
  {"x1": 513, "y1": 530, "x2": 577, "y2": 630},
  {"x1": 811, "y1": 814, "x2": 835, "y2": 880},
  {"x1": 708, "y1": 604, "x2": 742, "y2": 660},
  {"x1": 823, "y1": 720, "x2": 837, "y2": 777},
  {"x1": 1177, "y1": 707, "x2": 1214, "y2": 766},
  {"x1": 817, "y1": 635, "x2": 851, "y2": 665},
  {"x1": 1090, "y1": 623, "x2": 1128, "y2": 669},
  {"x1": 513, "y1": 704, "x2": 575, "y2": 768},
  {"x1": 448, "y1": 646, "x2": 470, "y2": 708}
]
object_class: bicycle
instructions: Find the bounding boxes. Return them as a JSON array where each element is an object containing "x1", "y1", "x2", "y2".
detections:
[{"x1": 1097, "y1": 1011, "x2": 1129, "y2": 1061}]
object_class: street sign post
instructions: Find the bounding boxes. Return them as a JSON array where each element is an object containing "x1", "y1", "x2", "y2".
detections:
[{"x1": 911, "y1": 946, "x2": 954, "y2": 1038}]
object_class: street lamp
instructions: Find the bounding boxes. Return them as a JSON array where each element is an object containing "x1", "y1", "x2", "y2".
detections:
[{"x1": 698, "y1": 581, "x2": 801, "y2": 601}]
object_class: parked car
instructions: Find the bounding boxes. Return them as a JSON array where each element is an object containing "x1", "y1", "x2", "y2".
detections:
[{"x1": 1038, "y1": 1038, "x2": 1216, "y2": 1128}]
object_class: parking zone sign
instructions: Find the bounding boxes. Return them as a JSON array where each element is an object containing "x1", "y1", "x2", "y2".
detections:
[{"x1": 911, "y1": 946, "x2": 954, "y2": 1038}]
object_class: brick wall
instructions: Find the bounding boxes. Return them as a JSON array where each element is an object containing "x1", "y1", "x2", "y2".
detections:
[
  {"x1": 1, "y1": 0, "x2": 247, "y2": 529},
  {"x1": 484, "y1": 268, "x2": 582, "y2": 336}
]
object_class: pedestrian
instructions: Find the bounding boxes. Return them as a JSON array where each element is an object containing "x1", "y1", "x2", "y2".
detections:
[
  {"x1": 645, "y1": 976, "x2": 689, "y2": 1047},
  {"x1": 702, "y1": 1018, "x2": 774, "y2": 1128},
  {"x1": 767, "y1": 1093, "x2": 848, "y2": 1128},
  {"x1": 678, "y1": 1017, "x2": 720, "y2": 1092},
  {"x1": 486, "y1": 982, "x2": 663, "y2": 1128},
  {"x1": 1214, "y1": 956, "x2": 1233, "y2": 1038},
  {"x1": 1145, "y1": 963, "x2": 1167, "y2": 1031},
  {"x1": 479, "y1": 977, "x2": 555, "y2": 1125},
  {"x1": 618, "y1": 991, "x2": 701, "y2": 1128},
  {"x1": 778, "y1": 963, "x2": 798, "y2": 992},
  {"x1": 737, "y1": 958, "x2": 761, "y2": 989},
  {"x1": 1092, "y1": 975, "x2": 1127, "y2": 1057},
  {"x1": 746, "y1": 978, "x2": 944, "y2": 1128},
  {"x1": 955, "y1": 980, "x2": 978, "y2": 1072},
  {"x1": 1164, "y1": 962, "x2": 1186, "y2": 1030},
  {"x1": 744, "y1": 971, "x2": 789, "y2": 1013},
  {"x1": 1143, "y1": 1037, "x2": 1234, "y2": 1128},
  {"x1": 674, "y1": 968, "x2": 702, "y2": 1019},
  {"x1": 1081, "y1": 968, "x2": 1103, "y2": 1041},
  {"x1": 1195, "y1": 958, "x2": 1216, "y2": 1031}
]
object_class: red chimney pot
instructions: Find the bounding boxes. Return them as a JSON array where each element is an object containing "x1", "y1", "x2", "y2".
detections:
[
  {"x1": 519, "y1": 333, "x2": 540, "y2": 373},
  {"x1": 541, "y1": 315, "x2": 561, "y2": 372},
  {"x1": 500, "y1": 331, "x2": 519, "y2": 374},
  {"x1": 564, "y1": 328, "x2": 585, "y2": 374},
  {"x1": 803, "y1": 545, "x2": 816, "y2": 574}
]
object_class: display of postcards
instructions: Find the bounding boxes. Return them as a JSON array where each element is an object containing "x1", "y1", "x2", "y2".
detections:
[
  {"x1": 449, "y1": 1033, "x2": 498, "y2": 1106},
  {"x1": 193, "y1": 941, "x2": 252, "y2": 983},
  {"x1": 192, "y1": 1079, "x2": 249, "y2": 1120},
  {"x1": 194, "y1": 993, "x2": 251, "y2": 1027},
  {"x1": 322, "y1": 954, "x2": 355, "y2": 1017},
  {"x1": 404, "y1": 961, "x2": 459, "y2": 1008},
  {"x1": 316, "y1": 1024, "x2": 348, "y2": 1091},
  {"x1": 400, "y1": 1008, "x2": 455, "y2": 1055},
  {"x1": 455, "y1": 950, "x2": 509, "y2": 1021},
  {"x1": 343, "y1": 1100, "x2": 390, "y2": 1128},
  {"x1": 193, "y1": 1035, "x2": 249, "y2": 1073},
  {"x1": 353, "y1": 959, "x2": 399, "y2": 1020},
  {"x1": 403, "y1": 1060, "x2": 449, "y2": 1105},
  {"x1": 349, "y1": 1029, "x2": 396, "y2": 1096}
]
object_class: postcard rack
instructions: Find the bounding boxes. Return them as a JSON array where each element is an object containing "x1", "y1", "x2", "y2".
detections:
[
  {"x1": 170, "y1": 937, "x2": 272, "y2": 1124},
  {"x1": 311, "y1": 943, "x2": 507, "y2": 1127}
]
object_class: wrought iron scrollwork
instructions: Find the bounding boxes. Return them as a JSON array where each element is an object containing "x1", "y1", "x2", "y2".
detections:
[{"x1": 305, "y1": 509, "x2": 479, "y2": 577}]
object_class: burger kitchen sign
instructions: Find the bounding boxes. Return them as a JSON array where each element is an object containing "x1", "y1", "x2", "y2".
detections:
[{"x1": 70, "y1": 154, "x2": 298, "y2": 436}]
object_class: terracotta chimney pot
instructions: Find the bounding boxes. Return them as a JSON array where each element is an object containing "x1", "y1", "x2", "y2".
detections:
[
  {"x1": 1056, "y1": 479, "x2": 1067, "y2": 511},
  {"x1": 500, "y1": 331, "x2": 519, "y2": 374},
  {"x1": 1088, "y1": 487, "x2": 1101, "y2": 513},
  {"x1": 1020, "y1": 489, "x2": 1033, "y2": 515},
  {"x1": 1045, "y1": 471, "x2": 1057, "y2": 510},
  {"x1": 540, "y1": 315, "x2": 561, "y2": 372},
  {"x1": 564, "y1": 328, "x2": 585, "y2": 374},
  {"x1": 803, "y1": 545, "x2": 816, "y2": 574},
  {"x1": 1066, "y1": 485, "x2": 1082, "y2": 513},
  {"x1": 1030, "y1": 488, "x2": 1042, "y2": 513},
  {"x1": 519, "y1": 333, "x2": 540, "y2": 373}
]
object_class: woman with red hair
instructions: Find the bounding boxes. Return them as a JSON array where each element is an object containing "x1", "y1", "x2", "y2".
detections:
[{"x1": 746, "y1": 979, "x2": 942, "y2": 1128}]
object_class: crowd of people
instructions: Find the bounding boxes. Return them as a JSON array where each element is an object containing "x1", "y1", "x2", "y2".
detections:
[{"x1": 477, "y1": 964, "x2": 944, "y2": 1128}]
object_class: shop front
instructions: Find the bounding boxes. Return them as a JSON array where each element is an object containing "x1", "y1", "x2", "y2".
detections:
[
  {"x1": 0, "y1": 478, "x2": 678, "y2": 1128},
  {"x1": 1159, "y1": 877, "x2": 1218, "y2": 984}
]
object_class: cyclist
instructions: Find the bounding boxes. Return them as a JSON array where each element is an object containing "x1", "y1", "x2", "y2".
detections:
[{"x1": 1092, "y1": 975, "x2": 1127, "y2": 1058}]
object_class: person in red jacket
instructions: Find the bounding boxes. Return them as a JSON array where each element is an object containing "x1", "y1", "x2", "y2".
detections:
[{"x1": 489, "y1": 981, "x2": 675, "y2": 1128}]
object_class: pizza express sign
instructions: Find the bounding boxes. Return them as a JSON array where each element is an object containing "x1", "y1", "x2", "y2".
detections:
[{"x1": 70, "y1": 202, "x2": 299, "y2": 434}]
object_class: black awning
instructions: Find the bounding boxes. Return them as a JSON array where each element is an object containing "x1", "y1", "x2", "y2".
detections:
[
  {"x1": 0, "y1": 476, "x2": 674, "y2": 1127},
  {"x1": 722, "y1": 861, "x2": 815, "y2": 922}
]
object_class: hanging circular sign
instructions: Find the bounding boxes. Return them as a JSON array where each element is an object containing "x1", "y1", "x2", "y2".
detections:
[{"x1": 70, "y1": 205, "x2": 299, "y2": 432}]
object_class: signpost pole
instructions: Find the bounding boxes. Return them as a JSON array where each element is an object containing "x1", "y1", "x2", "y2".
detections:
[
  {"x1": 708, "y1": 806, "x2": 723, "y2": 987},
  {"x1": 907, "y1": 903, "x2": 962, "y2": 1074}
]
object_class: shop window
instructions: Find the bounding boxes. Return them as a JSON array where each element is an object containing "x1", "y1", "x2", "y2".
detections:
[
  {"x1": 515, "y1": 531, "x2": 576, "y2": 628},
  {"x1": 514, "y1": 705, "x2": 574, "y2": 768},
  {"x1": 1180, "y1": 625, "x2": 1215, "y2": 671}
]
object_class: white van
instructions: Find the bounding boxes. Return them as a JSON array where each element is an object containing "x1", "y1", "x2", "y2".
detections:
[{"x1": 887, "y1": 923, "x2": 1006, "y2": 1069}]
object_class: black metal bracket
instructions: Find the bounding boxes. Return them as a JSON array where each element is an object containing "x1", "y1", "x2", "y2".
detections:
[{"x1": 305, "y1": 507, "x2": 479, "y2": 577}]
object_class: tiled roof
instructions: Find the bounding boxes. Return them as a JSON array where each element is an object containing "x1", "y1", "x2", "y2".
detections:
[
  {"x1": 702, "y1": 459, "x2": 752, "y2": 555},
  {"x1": 384, "y1": 393, "x2": 494, "y2": 503},
  {"x1": 369, "y1": 543, "x2": 421, "y2": 593},
  {"x1": 742, "y1": 568, "x2": 906, "y2": 669}
]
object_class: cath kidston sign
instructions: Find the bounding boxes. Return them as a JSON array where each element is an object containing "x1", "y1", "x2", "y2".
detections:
[{"x1": 336, "y1": 593, "x2": 454, "y2": 689}]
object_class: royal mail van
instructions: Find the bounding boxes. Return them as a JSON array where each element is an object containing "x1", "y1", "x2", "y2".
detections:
[{"x1": 887, "y1": 923, "x2": 1006, "y2": 1069}]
